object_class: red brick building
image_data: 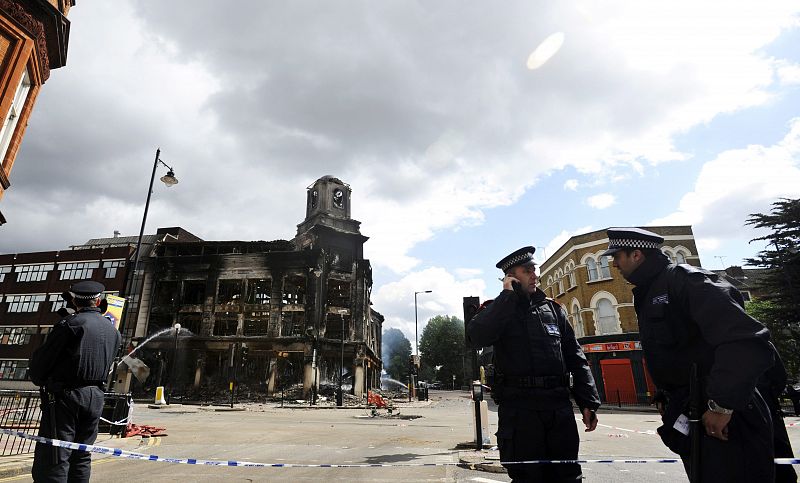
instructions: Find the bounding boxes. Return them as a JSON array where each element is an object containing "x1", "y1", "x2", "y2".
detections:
[
  {"x1": 539, "y1": 226, "x2": 700, "y2": 404},
  {"x1": 0, "y1": 0, "x2": 74, "y2": 224}
]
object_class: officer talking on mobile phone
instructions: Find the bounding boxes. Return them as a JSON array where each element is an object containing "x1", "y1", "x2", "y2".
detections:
[{"x1": 467, "y1": 246, "x2": 600, "y2": 482}]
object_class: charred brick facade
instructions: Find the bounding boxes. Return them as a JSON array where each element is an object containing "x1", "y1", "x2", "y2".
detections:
[{"x1": 129, "y1": 176, "x2": 383, "y2": 401}]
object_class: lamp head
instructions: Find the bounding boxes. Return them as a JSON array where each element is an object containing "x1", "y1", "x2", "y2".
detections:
[{"x1": 160, "y1": 170, "x2": 178, "y2": 187}]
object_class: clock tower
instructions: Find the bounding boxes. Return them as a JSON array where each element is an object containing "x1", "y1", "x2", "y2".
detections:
[{"x1": 294, "y1": 176, "x2": 368, "y2": 271}]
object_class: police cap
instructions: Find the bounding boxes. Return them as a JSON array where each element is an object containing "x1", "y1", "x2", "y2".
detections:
[
  {"x1": 601, "y1": 227, "x2": 664, "y2": 257},
  {"x1": 69, "y1": 280, "x2": 105, "y2": 300},
  {"x1": 496, "y1": 246, "x2": 536, "y2": 272}
]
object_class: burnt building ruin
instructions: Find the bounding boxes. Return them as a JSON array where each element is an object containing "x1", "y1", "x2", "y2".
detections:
[{"x1": 129, "y1": 176, "x2": 383, "y2": 402}]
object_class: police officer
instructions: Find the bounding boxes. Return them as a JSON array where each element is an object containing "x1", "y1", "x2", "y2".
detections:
[
  {"x1": 602, "y1": 227, "x2": 776, "y2": 482},
  {"x1": 467, "y1": 247, "x2": 600, "y2": 482},
  {"x1": 28, "y1": 281, "x2": 121, "y2": 482}
]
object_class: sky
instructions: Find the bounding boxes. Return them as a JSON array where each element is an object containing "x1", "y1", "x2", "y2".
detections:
[{"x1": 2, "y1": 1, "x2": 799, "y2": 351}]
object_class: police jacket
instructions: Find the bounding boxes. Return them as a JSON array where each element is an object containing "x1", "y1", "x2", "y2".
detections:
[
  {"x1": 466, "y1": 287, "x2": 600, "y2": 411},
  {"x1": 629, "y1": 253, "x2": 773, "y2": 411},
  {"x1": 29, "y1": 307, "x2": 121, "y2": 391}
]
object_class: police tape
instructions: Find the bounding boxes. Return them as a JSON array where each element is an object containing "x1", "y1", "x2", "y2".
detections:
[{"x1": 1, "y1": 428, "x2": 798, "y2": 467}]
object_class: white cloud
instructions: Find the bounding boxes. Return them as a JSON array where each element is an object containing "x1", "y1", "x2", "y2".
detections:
[
  {"x1": 542, "y1": 226, "x2": 594, "y2": 265},
  {"x1": 586, "y1": 193, "x2": 617, "y2": 209},
  {"x1": 371, "y1": 267, "x2": 486, "y2": 351},
  {"x1": 651, "y1": 118, "x2": 800, "y2": 239},
  {"x1": 563, "y1": 179, "x2": 579, "y2": 191}
]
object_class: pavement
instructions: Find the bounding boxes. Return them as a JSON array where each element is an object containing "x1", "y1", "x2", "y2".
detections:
[{"x1": 0, "y1": 395, "x2": 795, "y2": 482}]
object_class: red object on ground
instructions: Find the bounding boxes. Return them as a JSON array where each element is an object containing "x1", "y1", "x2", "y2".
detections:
[
  {"x1": 367, "y1": 391, "x2": 388, "y2": 409},
  {"x1": 123, "y1": 423, "x2": 167, "y2": 438}
]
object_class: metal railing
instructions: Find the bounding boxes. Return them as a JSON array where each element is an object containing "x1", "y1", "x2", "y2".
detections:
[{"x1": 0, "y1": 390, "x2": 41, "y2": 456}]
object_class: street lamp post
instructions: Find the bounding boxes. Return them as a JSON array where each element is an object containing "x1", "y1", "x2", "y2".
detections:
[
  {"x1": 413, "y1": 290, "x2": 432, "y2": 399},
  {"x1": 121, "y1": 148, "x2": 179, "y2": 344}
]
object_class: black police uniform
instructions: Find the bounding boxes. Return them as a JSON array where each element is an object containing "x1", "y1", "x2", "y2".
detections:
[
  {"x1": 28, "y1": 281, "x2": 121, "y2": 483},
  {"x1": 605, "y1": 229, "x2": 776, "y2": 483},
  {"x1": 467, "y1": 247, "x2": 600, "y2": 482}
]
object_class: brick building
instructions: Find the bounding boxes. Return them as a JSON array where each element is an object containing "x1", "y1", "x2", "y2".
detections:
[
  {"x1": 123, "y1": 176, "x2": 384, "y2": 401},
  {"x1": 0, "y1": 0, "x2": 74, "y2": 225},
  {"x1": 0, "y1": 242, "x2": 131, "y2": 389},
  {"x1": 538, "y1": 226, "x2": 700, "y2": 403}
]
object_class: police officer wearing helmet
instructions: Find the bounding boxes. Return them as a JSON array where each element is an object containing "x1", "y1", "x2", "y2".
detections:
[
  {"x1": 467, "y1": 247, "x2": 600, "y2": 482},
  {"x1": 29, "y1": 281, "x2": 121, "y2": 482},
  {"x1": 603, "y1": 227, "x2": 776, "y2": 482}
]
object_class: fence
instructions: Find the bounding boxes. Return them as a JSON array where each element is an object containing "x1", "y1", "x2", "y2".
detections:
[{"x1": 0, "y1": 390, "x2": 41, "y2": 456}]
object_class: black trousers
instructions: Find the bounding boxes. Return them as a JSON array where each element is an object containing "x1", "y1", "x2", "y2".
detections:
[
  {"x1": 32, "y1": 386, "x2": 104, "y2": 483},
  {"x1": 496, "y1": 404, "x2": 581, "y2": 482},
  {"x1": 660, "y1": 392, "x2": 775, "y2": 483}
]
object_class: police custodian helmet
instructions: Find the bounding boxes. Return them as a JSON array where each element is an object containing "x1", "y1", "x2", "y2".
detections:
[{"x1": 601, "y1": 227, "x2": 664, "y2": 257}]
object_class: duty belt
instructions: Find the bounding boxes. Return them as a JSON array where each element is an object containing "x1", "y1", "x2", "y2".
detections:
[{"x1": 497, "y1": 374, "x2": 569, "y2": 389}]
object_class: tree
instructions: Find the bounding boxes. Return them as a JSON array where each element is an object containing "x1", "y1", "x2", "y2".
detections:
[
  {"x1": 418, "y1": 315, "x2": 467, "y2": 387},
  {"x1": 381, "y1": 328, "x2": 411, "y2": 381},
  {"x1": 745, "y1": 198, "x2": 800, "y2": 378}
]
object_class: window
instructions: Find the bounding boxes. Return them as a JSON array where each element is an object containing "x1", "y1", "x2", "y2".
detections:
[
  {"x1": 599, "y1": 257, "x2": 611, "y2": 279},
  {"x1": 6, "y1": 294, "x2": 46, "y2": 312},
  {"x1": 596, "y1": 299, "x2": 620, "y2": 335},
  {"x1": 675, "y1": 251, "x2": 687, "y2": 264},
  {"x1": 0, "y1": 266, "x2": 11, "y2": 282},
  {"x1": 0, "y1": 68, "x2": 31, "y2": 161},
  {"x1": 58, "y1": 261, "x2": 99, "y2": 280},
  {"x1": 568, "y1": 268, "x2": 576, "y2": 288},
  {"x1": 586, "y1": 258, "x2": 598, "y2": 281},
  {"x1": 0, "y1": 360, "x2": 28, "y2": 380},
  {"x1": 178, "y1": 313, "x2": 202, "y2": 335},
  {"x1": 15, "y1": 264, "x2": 54, "y2": 282},
  {"x1": 213, "y1": 315, "x2": 238, "y2": 336},
  {"x1": 103, "y1": 260, "x2": 125, "y2": 278},
  {"x1": 557, "y1": 276, "x2": 564, "y2": 294},
  {"x1": 282, "y1": 275, "x2": 306, "y2": 305},
  {"x1": 49, "y1": 294, "x2": 67, "y2": 312},
  {"x1": 0, "y1": 327, "x2": 35, "y2": 345},
  {"x1": 571, "y1": 304, "x2": 585, "y2": 337},
  {"x1": 217, "y1": 280, "x2": 243, "y2": 305},
  {"x1": 741, "y1": 291, "x2": 751, "y2": 302},
  {"x1": 182, "y1": 281, "x2": 205, "y2": 305},
  {"x1": 246, "y1": 279, "x2": 272, "y2": 305},
  {"x1": 244, "y1": 311, "x2": 270, "y2": 336}
]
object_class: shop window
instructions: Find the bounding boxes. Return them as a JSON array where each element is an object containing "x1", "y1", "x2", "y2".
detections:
[
  {"x1": 103, "y1": 260, "x2": 125, "y2": 278},
  {"x1": 0, "y1": 327, "x2": 35, "y2": 345}
]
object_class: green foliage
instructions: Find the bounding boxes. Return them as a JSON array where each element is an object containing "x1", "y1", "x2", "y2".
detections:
[
  {"x1": 381, "y1": 328, "x2": 411, "y2": 381},
  {"x1": 418, "y1": 315, "x2": 467, "y2": 387},
  {"x1": 745, "y1": 198, "x2": 800, "y2": 378}
]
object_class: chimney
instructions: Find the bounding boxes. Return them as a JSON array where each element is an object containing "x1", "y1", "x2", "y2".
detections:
[{"x1": 113, "y1": 230, "x2": 121, "y2": 238}]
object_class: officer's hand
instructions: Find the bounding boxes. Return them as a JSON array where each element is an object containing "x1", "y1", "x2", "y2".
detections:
[
  {"x1": 582, "y1": 408, "x2": 598, "y2": 432},
  {"x1": 702, "y1": 411, "x2": 731, "y2": 441},
  {"x1": 502, "y1": 275, "x2": 520, "y2": 291}
]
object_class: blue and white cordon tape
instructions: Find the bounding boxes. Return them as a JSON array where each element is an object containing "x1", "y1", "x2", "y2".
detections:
[{"x1": 1, "y1": 428, "x2": 798, "y2": 467}]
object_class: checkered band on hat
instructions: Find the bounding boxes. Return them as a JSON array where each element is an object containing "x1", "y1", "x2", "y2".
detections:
[
  {"x1": 500, "y1": 251, "x2": 534, "y2": 272},
  {"x1": 608, "y1": 238, "x2": 661, "y2": 250}
]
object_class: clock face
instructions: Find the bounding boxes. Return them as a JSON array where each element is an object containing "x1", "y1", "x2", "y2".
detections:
[
  {"x1": 332, "y1": 188, "x2": 344, "y2": 208},
  {"x1": 310, "y1": 189, "x2": 318, "y2": 208}
]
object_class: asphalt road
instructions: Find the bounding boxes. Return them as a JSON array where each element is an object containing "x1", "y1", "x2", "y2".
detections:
[{"x1": 3, "y1": 390, "x2": 798, "y2": 482}]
